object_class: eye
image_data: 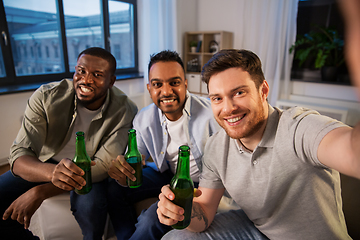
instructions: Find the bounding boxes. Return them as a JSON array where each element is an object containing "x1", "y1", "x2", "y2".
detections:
[
  {"x1": 152, "y1": 82, "x2": 162, "y2": 88},
  {"x1": 93, "y1": 73, "x2": 103, "y2": 78},
  {"x1": 235, "y1": 90, "x2": 244, "y2": 96},
  {"x1": 210, "y1": 96, "x2": 222, "y2": 103},
  {"x1": 170, "y1": 80, "x2": 181, "y2": 86},
  {"x1": 76, "y1": 67, "x2": 85, "y2": 74}
]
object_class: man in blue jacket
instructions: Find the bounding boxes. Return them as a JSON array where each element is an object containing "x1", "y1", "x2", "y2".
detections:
[{"x1": 107, "y1": 50, "x2": 219, "y2": 240}]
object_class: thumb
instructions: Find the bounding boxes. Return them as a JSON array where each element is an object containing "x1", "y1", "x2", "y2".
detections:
[{"x1": 194, "y1": 188, "x2": 202, "y2": 198}]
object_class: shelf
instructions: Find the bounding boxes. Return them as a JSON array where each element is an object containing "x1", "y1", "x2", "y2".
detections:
[{"x1": 184, "y1": 31, "x2": 233, "y2": 94}]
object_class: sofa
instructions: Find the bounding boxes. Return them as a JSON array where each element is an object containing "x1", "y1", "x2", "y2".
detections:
[{"x1": 28, "y1": 174, "x2": 360, "y2": 240}]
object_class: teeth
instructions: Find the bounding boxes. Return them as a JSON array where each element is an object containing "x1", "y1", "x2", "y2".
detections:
[
  {"x1": 81, "y1": 86, "x2": 91, "y2": 93},
  {"x1": 162, "y1": 99, "x2": 174, "y2": 103},
  {"x1": 227, "y1": 116, "x2": 243, "y2": 123}
]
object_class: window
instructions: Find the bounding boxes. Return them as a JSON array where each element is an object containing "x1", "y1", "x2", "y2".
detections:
[
  {"x1": 0, "y1": 0, "x2": 138, "y2": 89},
  {"x1": 291, "y1": 0, "x2": 348, "y2": 84},
  {"x1": 114, "y1": 44, "x2": 121, "y2": 60},
  {"x1": 0, "y1": 45, "x2": 5, "y2": 78},
  {"x1": 45, "y1": 46, "x2": 50, "y2": 58}
]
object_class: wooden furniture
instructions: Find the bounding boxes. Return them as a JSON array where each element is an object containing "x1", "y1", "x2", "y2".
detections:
[{"x1": 184, "y1": 31, "x2": 233, "y2": 96}]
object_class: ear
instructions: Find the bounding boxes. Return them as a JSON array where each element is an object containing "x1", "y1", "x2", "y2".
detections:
[
  {"x1": 184, "y1": 78, "x2": 188, "y2": 90},
  {"x1": 260, "y1": 80, "x2": 269, "y2": 101},
  {"x1": 147, "y1": 83, "x2": 150, "y2": 93},
  {"x1": 109, "y1": 76, "x2": 116, "y2": 88}
]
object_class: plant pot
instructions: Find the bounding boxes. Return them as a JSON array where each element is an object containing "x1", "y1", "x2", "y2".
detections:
[
  {"x1": 321, "y1": 66, "x2": 338, "y2": 82},
  {"x1": 191, "y1": 47, "x2": 197, "y2": 53}
]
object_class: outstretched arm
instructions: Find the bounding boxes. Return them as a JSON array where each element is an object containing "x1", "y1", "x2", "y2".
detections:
[
  {"x1": 318, "y1": 125, "x2": 360, "y2": 179},
  {"x1": 339, "y1": 0, "x2": 360, "y2": 96},
  {"x1": 318, "y1": 0, "x2": 360, "y2": 180},
  {"x1": 317, "y1": 0, "x2": 360, "y2": 178}
]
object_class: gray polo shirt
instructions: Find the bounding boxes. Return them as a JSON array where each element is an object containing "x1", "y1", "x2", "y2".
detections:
[{"x1": 200, "y1": 105, "x2": 351, "y2": 239}]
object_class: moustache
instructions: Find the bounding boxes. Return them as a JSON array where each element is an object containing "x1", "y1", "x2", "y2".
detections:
[{"x1": 159, "y1": 95, "x2": 178, "y2": 100}]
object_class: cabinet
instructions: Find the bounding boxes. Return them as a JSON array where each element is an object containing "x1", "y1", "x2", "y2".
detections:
[{"x1": 184, "y1": 31, "x2": 233, "y2": 95}]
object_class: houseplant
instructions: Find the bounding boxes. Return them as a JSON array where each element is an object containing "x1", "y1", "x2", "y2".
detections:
[
  {"x1": 289, "y1": 25, "x2": 345, "y2": 81},
  {"x1": 189, "y1": 41, "x2": 198, "y2": 53}
]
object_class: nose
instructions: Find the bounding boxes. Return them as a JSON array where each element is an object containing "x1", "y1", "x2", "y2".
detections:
[
  {"x1": 223, "y1": 97, "x2": 237, "y2": 114},
  {"x1": 162, "y1": 83, "x2": 173, "y2": 96},
  {"x1": 83, "y1": 72, "x2": 94, "y2": 84}
]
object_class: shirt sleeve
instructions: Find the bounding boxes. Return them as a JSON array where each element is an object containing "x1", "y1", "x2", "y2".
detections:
[{"x1": 290, "y1": 108, "x2": 347, "y2": 168}]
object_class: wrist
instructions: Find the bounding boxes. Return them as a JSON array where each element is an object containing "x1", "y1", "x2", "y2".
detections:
[{"x1": 34, "y1": 183, "x2": 66, "y2": 200}]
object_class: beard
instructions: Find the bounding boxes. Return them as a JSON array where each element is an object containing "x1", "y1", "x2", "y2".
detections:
[
  {"x1": 75, "y1": 88, "x2": 107, "y2": 109},
  {"x1": 217, "y1": 101, "x2": 267, "y2": 140}
]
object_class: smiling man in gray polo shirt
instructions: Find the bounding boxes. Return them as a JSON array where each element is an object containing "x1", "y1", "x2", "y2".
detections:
[{"x1": 157, "y1": 49, "x2": 359, "y2": 240}]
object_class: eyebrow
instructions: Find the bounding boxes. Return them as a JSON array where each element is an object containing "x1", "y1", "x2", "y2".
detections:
[
  {"x1": 150, "y1": 76, "x2": 182, "y2": 83},
  {"x1": 75, "y1": 65, "x2": 105, "y2": 74},
  {"x1": 209, "y1": 85, "x2": 248, "y2": 98}
]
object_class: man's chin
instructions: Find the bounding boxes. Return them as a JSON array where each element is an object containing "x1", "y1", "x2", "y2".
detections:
[
  {"x1": 157, "y1": 104, "x2": 178, "y2": 112},
  {"x1": 77, "y1": 97, "x2": 95, "y2": 106},
  {"x1": 220, "y1": 124, "x2": 246, "y2": 139},
  {"x1": 225, "y1": 130, "x2": 244, "y2": 139}
]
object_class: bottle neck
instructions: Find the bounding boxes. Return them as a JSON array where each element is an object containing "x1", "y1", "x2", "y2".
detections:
[
  {"x1": 128, "y1": 132, "x2": 138, "y2": 151},
  {"x1": 75, "y1": 133, "x2": 86, "y2": 155},
  {"x1": 175, "y1": 147, "x2": 190, "y2": 179}
]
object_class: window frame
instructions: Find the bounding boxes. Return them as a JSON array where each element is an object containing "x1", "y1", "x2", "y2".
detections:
[{"x1": 0, "y1": 0, "x2": 139, "y2": 91}]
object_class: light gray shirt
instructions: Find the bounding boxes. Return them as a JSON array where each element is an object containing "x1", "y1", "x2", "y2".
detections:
[
  {"x1": 200, "y1": 105, "x2": 350, "y2": 240},
  {"x1": 133, "y1": 91, "x2": 219, "y2": 175}
]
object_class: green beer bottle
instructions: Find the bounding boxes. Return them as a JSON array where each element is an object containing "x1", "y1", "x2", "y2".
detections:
[
  {"x1": 125, "y1": 129, "x2": 142, "y2": 188},
  {"x1": 170, "y1": 145, "x2": 194, "y2": 229},
  {"x1": 72, "y1": 131, "x2": 92, "y2": 195}
]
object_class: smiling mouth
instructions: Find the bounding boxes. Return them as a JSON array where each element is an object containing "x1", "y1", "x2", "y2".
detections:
[
  {"x1": 225, "y1": 114, "x2": 245, "y2": 123},
  {"x1": 78, "y1": 84, "x2": 94, "y2": 96},
  {"x1": 161, "y1": 99, "x2": 175, "y2": 104},
  {"x1": 80, "y1": 86, "x2": 92, "y2": 92}
]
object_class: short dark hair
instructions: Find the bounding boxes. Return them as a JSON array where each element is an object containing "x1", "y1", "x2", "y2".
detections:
[
  {"x1": 148, "y1": 50, "x2": 185, "y2": 74},
  {"x1": 77, "y1": 47, "x2": 116, "y2": 76},
  {"x1": 201, "y1": 49, "x2": 265, "y2": 89}
]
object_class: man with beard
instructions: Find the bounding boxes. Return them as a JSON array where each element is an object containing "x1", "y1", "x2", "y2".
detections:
[
  {"x1": 107, "y1": 50, "x2": 220, "y2": 240},
  {"x1": 157, "y1": 49, "x2": 359, "y2": 239},
  {"x1": 0, "y1": 47, "x2": 137, "y2": 240}
]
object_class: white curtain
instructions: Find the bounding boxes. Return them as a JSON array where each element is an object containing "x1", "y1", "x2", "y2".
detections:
[
  {"x1": 236, "y1": 0, "x2": 299, "y2": 105},
  {"x1": 137, "y1": 0, "x2": 179, "y2": 106},
  {"x1": 138, "y1": 0, "x2": 298, "y2": 106}
]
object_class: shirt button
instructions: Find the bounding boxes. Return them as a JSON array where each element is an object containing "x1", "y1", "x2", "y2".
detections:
[
  {"x1": 161, "y1": 151, "x2": 164, "y2": 154},
  {"x1": 239, "y1": 149, "x2": 244, "y2": 154},
  {"x1": 253, "y1": 160, "x2": 258, "y2": 165},
  {"x1": 164, "y1": 132, "x2": 167, "y2": 135}
]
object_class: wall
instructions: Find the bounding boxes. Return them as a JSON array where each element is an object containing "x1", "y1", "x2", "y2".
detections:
[
  {"x1": 0, "y1": 91, "x2": 33, "y2": 165},
  {"x1": 0, "y1": 78, "x2": 145, "y2": 166},
  {"x1": 176, "y1": 0, "x2": 198, "y2": 57},
  {"x1": 196, "y1": 0, "x2": 242, "y2": 49}
]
